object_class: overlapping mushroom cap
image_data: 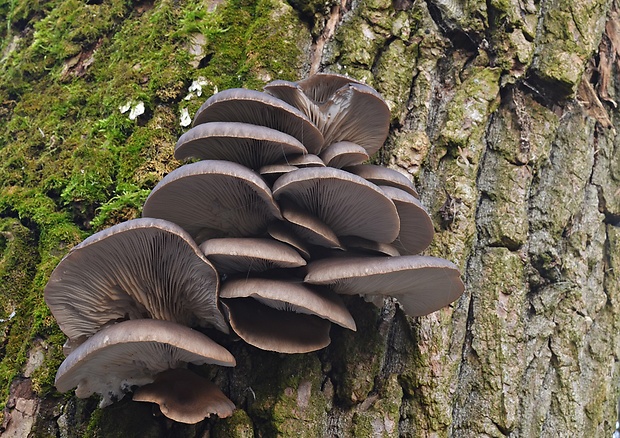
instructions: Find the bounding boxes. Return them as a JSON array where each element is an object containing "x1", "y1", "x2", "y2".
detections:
[
  {"x1": 44, "y1": 72, "x2": 465, "y2": 424},
  {"x1": 55, "y1": 319, "x2": 235, "y2": 407},
  {"x1": 44, "y1": 217, "x2": 228, "y2": 347}
]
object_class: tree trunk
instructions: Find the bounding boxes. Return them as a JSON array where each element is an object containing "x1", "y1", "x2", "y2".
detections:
[{"x1": 1, "y1": 0, "x2": 619, "y2": 436}]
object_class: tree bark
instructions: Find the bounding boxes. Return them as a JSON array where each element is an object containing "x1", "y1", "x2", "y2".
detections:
[{"x1": 1, "y1": 0, "x2": 619, "y2": 436}]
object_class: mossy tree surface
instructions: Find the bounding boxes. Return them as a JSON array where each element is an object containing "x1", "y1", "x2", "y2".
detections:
[{"x1": 1, "y1": 0, "x2": 619, "y2": 436}]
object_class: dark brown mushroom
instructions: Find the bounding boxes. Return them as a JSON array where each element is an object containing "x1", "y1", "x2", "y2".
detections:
[
  {"x1": 133, "y1": 369, "x2": 235, "y2": 423},
  {"x1": 192, "y1": 88, "x2": 324, "y2": 154},
  {"x1": 319, "y1": 141, "x2": 369, "y2": 168},
  {"x1": 345, "y1": 164, "x2": 419, "y2": 198},
  {"x1": 280, "y1": 200, "x2": 343, "y2": 249},
  {"x1": 304, "y1": 255, "x2": 464, "y2": 317},
  {"x1": 142, "y1": 160, "x2": 281, "y2": 243},
  {"x1": 44, "y1": 218, "x2": 228, "y2": 347},
  {"x1": 272, "y1": 167, "x2": 400, "y2": 244},
  {"x1": 174, "y1": 121, "x2": 307, "y2": 169},
  {"x1": 379, "y1": 185, "x2": 435, "y2": 255},
  {"x1": 199, "y1": 237, "x2": 306, "y2": 274},
  {"x1": 55, "y1": 319, "x2": 236, "y2": 407}
]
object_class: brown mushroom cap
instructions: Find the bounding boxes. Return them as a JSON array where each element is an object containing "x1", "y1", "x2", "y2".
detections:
[
  {"x1": 44, "y1": 218, "x2": 228, "y2": 343},
  {"x1": 280, "y1": 200, "x2": 342, "y2": 249},
  {"x1": 142, "y1": 160, "x2": 281, "y2": 242},
  {"x1": 340, "y1": 236, "x2": 401, "y2": 257},
  {"x1": 55, "y1": 319, "x2": 236, "y2": 407},
  {"x1": 192, "y1": 88, "x2": 324, "y2": 154},
  {"x1": 318, "y1": 82, "x2": 390, "y2": 155},
  {"x1": 296, "y1": 73, "x2": 363, "y2": 104},
  {"x1": 174, "y1": 122, "x2": 308, "y2": 169},
  {"x1": 319, "y1": 141, "x2": 369, "y2": 168},
  {"x1": 379, "y1": 185, "x2": 435, "y2": 255},
  {"x1": 304, "y1": 255, "x2": 465, "y2": 317},
  {"x1": 199, "y1": 237, "x2": 306, "y2": 274},
  {"x1": 345, "y1": 164, "x2": 419, "y2": 198},
  {"x1": 263, "y1": 80, "x2": 321, "y2": 127},
  {"x1": 284, "y1": 154, "x2": 325, "y2": 168},
  {"x1": 259, "y1": 164, "x2": 298, "y2": 185},
  {"x1": 133, "y1": 369, "x2": 235, "y2": 423},
  {"x1": 267, "y1": 222, "x2": 311, "y2": 259},
  {"x1": 272, "y1": 167, "x2": 400, "y2": 244},
  {"x1": 221, "y1": 298, "x2": 332, "y2": 354},
  {"x1": 220, "y1": 277, "x2": 356, "y2": 330}
]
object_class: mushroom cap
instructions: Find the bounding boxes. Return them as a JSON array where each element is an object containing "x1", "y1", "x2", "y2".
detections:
[
  {"x1": 199, "y1": 237, "x2": 306, "y2": 274},
  {"x1": 272, "y1": 167, "x2": 400, "y2": 243},
  {"x1": 44, "y1": 218, "x2": 228, "y2": 342},
  {"x1": 280, "y1": 200, "x2": 342, "y2": 249},
  {"x1": 284, "y1": 154, "x2": 325, "y2": 168},
  {"x1": 296, "y1": 73, "x2": 362, "y2": 104},
  {"x1": 263, "y1": 80, "x2": 321, "y2": 127},
  {"x1": 192, "y1": 88, "x2": 324, "y2": 154},
  {"x1": 259, "y1": 163, "x2": 297, "y2": 183},
  {"x1": 55, "y1": 319, "x2": 236, "y2": 406},
  {"x1": 142, "y1": 160, "x2": 281, "y2": 242},
  {"x1": 379, "y1": 186, "x2": 435, "y2": 255},
  {"x1": 304, "y1": 255, "x2": 465, "y2": 317},
  {"x1": 267, "y1": 222, "x2": 311, "y2": 259},
  {"x1": 174, "y1": 122, "x2": 308, "y2": 169},
  {"x1": 318, "y1": 82, "x2": 390, "y2": 155},
  {"x1": 340, "y1": 236, "x2": 401, "y2": 257},
  {"x1": 221, "y1": 298, "x2": 332, "y2": 353},
  {"x1": 133, "y1": 369, "x2": 235, "y2": 423},
  {"x1": 319, "y1": 141, "x2": 369, "y2": 168},
  {"x1": 345, "y1": 164, "x2": 419, "y2": 198},
  {"x1": 220, "y1": 277, "x2": 356, "y2": 330}
]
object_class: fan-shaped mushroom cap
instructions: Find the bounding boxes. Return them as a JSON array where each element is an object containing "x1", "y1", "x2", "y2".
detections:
[
  {"x1": 263, "y1": 80, "x2": 320, "y2": 126},
  {"x1": 44, "y1": 218, "x2": 227, "y2": 343},
  {"x1": 296, "y1": 73, "x2": 363, "y2": 104},
  {"x1": 284, "y1": 154, "x2": 325, "y2": 168},
  {"x1": 174, "y1": 122, "x2": 307, "y2": 169},
  {"x1": 340, "y1": 236, "x2": 401, "y2": 257},
  {"x1": 133, "y1": 369, "x2": 235, "y2": 423},
  {"x1": 259, "y1": 164, "x2": 298, "y2": 185},
  {"x1": 55, "y1": 319, "x2": 236, "y2": 407},
  {"x1": 267, "y1": 222, "x2": 311, "y2": 259},
  {"x1": 319, "y1": 141, "x2": 369, "y2": 168},
  {"x1": 318, "y1": 82, "x2": 390, "y2": 155},
  {"x1": 379, "y1": 186, "x2": 434, "y2": 255},
  {"x1": 192, "y1": 88, "x2": 324, "y2": 154},
  {"x1": 304, "y1": 256, "x2": 464, "y2": 317},
  {"x1": 345, "y1": 164, "x2": 419, "y2": 198},
  {"x1": 280, "y1": 200, "x2": 342, "y2": 249},
  {"x1": 142, "y1": 160, "x2": 281, "y2": 242},
  {"x1": 199, "y1": 237, "x2": 306, "y2": 274},
  {"x1": 272, "y1": 167, "x2": 400, "y2": 244},
  {"x1": 221, "y1": 298, "x2": 331, "y2": 354},
  {"x1": 220, "y1": 277, "x2": 356, "y2": 331}
]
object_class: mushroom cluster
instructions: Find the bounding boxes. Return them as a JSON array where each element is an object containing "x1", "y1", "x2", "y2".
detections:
[{"x1": 44, "y1": 73, "x2": 464, "y2": 424}]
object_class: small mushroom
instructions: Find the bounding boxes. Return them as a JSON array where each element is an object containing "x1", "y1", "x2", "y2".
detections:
[
  {"x1": 295, "y1": 73, "x2": 363, "y2": 104},
  {"x1": 55, "y1": 319, "x2": 236, "y2": 407},
  {"x1": 259, "y1": 164, "x2": 298, "y2": 185},
  {"x1": 192, "y1": 88, "x2": 324, "y2": 154},
  {"x1": 221, "y1": 277, "x2": 356, "y2": 331},
  {"x1": 133, "y1": 368, "x2": 235, "y2": 423},
  {"x1": 142, "y1": 160, "x2": 281, "y2": 242},
  {"x1": 199, "y1": 237, "x2": 307, "y2": 274},
  {"x1": 284, "y1": 154, "x2": 325, "y2": 168},
  {"x1": 267, "y1": 222, "x2": 311, "y2": 259},
  {"x1": 175, "y1": 121, "x2": 308, "y2": 169},
  {"x1": 222, "y1": 298, "x2": 332, "y2": 354},
  {"x1": 379, "y1": 185, "x2": 435, "y2": 255},
  {"x1": 272, "y1": 167, "x2": 400, "y2": 244},
  {"x1": 44, "y1": 218, "x2": 228, "y2": 345},
  {"x1": 280, "y1": 200, "x2": 342, "y2": 249},
  {"x1": 340, "y1": 236, "x2": 401, "y2": 257},
  {"x1": 319, "y1": 141, "x2": 369, "y2": 168},
  {"x1": 304, "y1": 255, "x2": 464, "y2": 317},
  {"x1": 345, "y1": 164, "x2": 419, "y2": 198}
]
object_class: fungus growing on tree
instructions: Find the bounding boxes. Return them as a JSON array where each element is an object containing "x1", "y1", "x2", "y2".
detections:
[
  {"x1": 44, "y1": 72, "x2": 465, "y2": 424},
  {"x1": 44, "y1": 218, "x2": 228, "y2": 351},
  {"x1": 55, "y1": 319, "x2": 235, "y2": 409}
]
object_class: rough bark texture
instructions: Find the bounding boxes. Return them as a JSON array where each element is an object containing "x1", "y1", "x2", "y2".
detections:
[{"x1": 1, "y1": 0, "x2": 619, "y2": 436}]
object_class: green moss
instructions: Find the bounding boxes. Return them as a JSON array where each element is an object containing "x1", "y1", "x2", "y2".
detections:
[
  {"x1": 212, "y1": 409, "x2": 254, "y2": 437},
  {"x1": 352, "y1": 375, "x2": 402, "y2": 437}
]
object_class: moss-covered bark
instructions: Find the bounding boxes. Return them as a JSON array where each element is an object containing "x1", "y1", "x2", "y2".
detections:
[{"x1": 1, "y1": 0, "x2": 619, "y2": 436}]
